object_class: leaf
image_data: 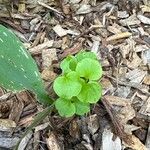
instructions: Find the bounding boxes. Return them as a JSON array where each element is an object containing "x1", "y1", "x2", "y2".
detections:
[
  {"x1": 60, "y1": 55, "x2": 77, "y2": 73},
  {"x1": 77, "y1": 81, "x2": 102, "y2": 103},
  {"x1": 0, "y1": 25, "x2": 52, "y2": 105},
  {"x1": 14, "y1": 104, "x2": 54, "y2": 150},
  {"x1": 74, "y1": 100, "x2": 90, "y2": 115},
  {"x1": 76, "y1": 58, "x2": 102, "y2": 80},
  {"x1": 53, "y1": 71, "x2": 82, "y2": 99},
  {"x1": 55, "y1": 98, "x2": 75, "y2": 117},
  {"x1": 75, "y1": 51, "x2": 97, "y2": 61}
]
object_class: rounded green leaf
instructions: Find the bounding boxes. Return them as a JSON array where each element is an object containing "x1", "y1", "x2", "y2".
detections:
[
  {"x1": 77, "y1": 81, "x2": 102, "y2": 103},
  {"x1": 76, "y1": 58, "x2": 102, "y2": 80},
  {"x1": 74, "y1": 100, "x2": 90, "y2": 115},
  {"x1": 53, "y1": 71, "x2": 82, "y2": 99},
  {"x1": 60, "y1": 56, "x2": 77, "y2": 73},
  {"x1": 76, "y1": 51, "x2": 97, "y2": 61},
  {"x1": 55, "y1": 98, "x2": 75, "y2": 117}
]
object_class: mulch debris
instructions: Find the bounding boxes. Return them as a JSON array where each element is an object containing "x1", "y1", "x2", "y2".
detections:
[{"x1": 0, "y1": 0, "x2": 150, "y2": 149}]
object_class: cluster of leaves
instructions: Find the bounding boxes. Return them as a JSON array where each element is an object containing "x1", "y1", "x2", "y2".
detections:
[{"x1": 53, "y1": 51, "x2": 103, "y2": 117}]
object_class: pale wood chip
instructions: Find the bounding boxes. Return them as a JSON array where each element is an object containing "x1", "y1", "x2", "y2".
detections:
[
  {"x1": 123, "y1": 135, "x2": 148, "y2": 150},
  {"x1": 53, "y1": 24, "x2": 67, "y2": 37},
  {"x1": 138, "y1": 97, "x2": 150, "y2": 120},
  {"x1": 18, "y1": 131, "x2": 32, "y2": 150},
  {"x1": 125, "y1": 69, "x2": 147, "y2": 84},
  {"x1": 0, "y1": 119, "x2": 16, "y2": 132},
  {"x1": 127, "y1": 53, "x2": 142, "y2": 69},
  {"x1": 143, "y1": 75, "x2": 150, "y2": 85},
  {"x1": 46, "y1": 132, "x2": 61, "y2": 150},
  {"x1": 106, "y1": 32, "x2": 132, "y2": 42},
  {"x1": 137, "y1": 15, "x2": 150, "y2": 25},
  {"x1": 119, "y1": 14, "x2": 141, "y2": 26},
  {"x1": 0, "y1": 137, "x2": 19, "y2": 149},
  {"x1": 42, "y1": 48, "x2": 57, "y2": 69},
  {"x1": 140, "y1": 5, "x2": 150, "y2": 13},
  {"x1": 101, "y1": 128, "x2": 121, "y2": 150},
  {"x1": 145, "y1": 123, "x2": 150, "y2": 149},
  {"x1": 76, "y1": 4, "x2": 92, "y2": 14},
  {"x1": 104, "y1": 95, "x2": 135, "y2": 124},
  {"x1": 29, "y1": 40, "x2": 54, "y2": 54}
]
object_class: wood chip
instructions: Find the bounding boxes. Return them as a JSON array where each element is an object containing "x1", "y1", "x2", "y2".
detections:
[
  {"x1": 76, "y1": 4, "x2": 92, "y2": 14},
  {"x1": 123, "y1": 135, "x2": 147, "y2": 150},
  {"x1": 119, "y1": 14, "x2": 141, "y2": 26},
  {"x1": 29, "y1": 40, "x2": 54, "y2": 54},
  {"x1": 137, "y1": 15, "x2": 150, "y2": 25},
  {"x1": 0, "y1": 119, "x2": 16, "y2": 132},
  {"x1": 127, "y1": 53, "x2": 142, "y2": 69},
  {"x1": 143, "y1": 75, "x2": 150, "y2": 85},
  {"x1": 101, "y1": 128, "x2": 121, "y2": 150},
  {"x1": 0, "y1": 137, "x2": 19, "y2": 149},
  {"x1": 18, "y1": 132, "x2": 32, "y2": 150},
  {"x1": 42, "y1": 48, "x2": 57, "y2": 69},
  {"x1": 46, "y1": 132, "x2": 61, "y2": 150},
  {"x1": 53, "y1": 25, "x2": 67, "y2": 37},
  {"x1": 138, "y1": 97, "x2": 150, "y2": 120},
  {"x1": 87, "y1": 114, "x2": 99, "y2": 135},
  {"x1": 125, "y1": 69, "x2": 146, "y2": 84},
  {"x1": 145, "y1": 123, "x2": 150, "y2": 149},
  {"x1": 106, "y1": 32, "x2": 132, "y2": 42},
  {"x1": 104, "y1": 95, "x2": 135, "y2": 124}
]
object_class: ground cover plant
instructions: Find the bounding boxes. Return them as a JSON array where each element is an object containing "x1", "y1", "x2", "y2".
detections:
[{"x1": 53, "y1": 52, "x2": 103, "y2": 117}]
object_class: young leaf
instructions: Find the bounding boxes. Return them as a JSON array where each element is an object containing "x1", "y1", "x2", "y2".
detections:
[
  {"x1": 60, "y1": 55, "x2": 77, "y2": 73},
  {"x1": 76, "y1": 58, "x2": 102, "y2": 80},
  {"x1": 75, "y1": 51, "x2": 97, "y2": 61},
  {"x1": 74, "y1": 100, "x2": 90, "y2": 115},
  {"x1": 77, "y1": 81, "x2": 102, "y2": 103},
  {"x1": 0, "y1": 25, "x2": 52, "y2": 105},
  {"x1": 53, "y1": 71, "x2": 82, "y2": 99},
  {"x1": 55, "y1": 98, "x2": 75, "y2": 117}
]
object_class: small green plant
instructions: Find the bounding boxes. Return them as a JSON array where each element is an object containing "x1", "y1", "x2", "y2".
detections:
[
  {"x1": 53, "y1": 51, "x2": 103, "y2": 117},
  {"x1": 0, "y1": 25, "x2": 52, "y2": 105}
]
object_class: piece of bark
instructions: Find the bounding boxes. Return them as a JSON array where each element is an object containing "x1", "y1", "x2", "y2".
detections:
[
  {"x1": 145, "y1": 123, "x2": 150, "y2": 149},
  {"x1": 33, "y1": 131, "x2": 40, "y2": 150},
  {"x1": 138, "y1": 97, "x2": 150, "y2": 121},
  {"x1": 8, "y1": 97, "x2": 24, "y2": 124},
  {"x1": 29, "y1": 40, "x2": 54, "y2": 55},
  {"x1": 46, "y1": 132, "x2": 61, "y2": 150},
  {"x1": 101, "y1": 128, "x2": 121, "y2": 150},
  {"x1": 0, "y1": 137, "x2": 19, "y2": 149},
  {"x1": 102, "y1": 97, "x2": 133, "y2": 145},
  {"x1": 18, "y1": 132, "x2": 32, "y2": 150},
  {"x1": 53, "y1": 25, "x2": 67, "y2": 37},
  {"x1": 0, "y1": 119, "x2": 16, "y2": 132}
]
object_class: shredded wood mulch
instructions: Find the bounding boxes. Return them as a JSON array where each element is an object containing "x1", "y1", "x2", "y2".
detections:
[{"x1": 0, "y1": 0, "x2": 150, "y2": 150}]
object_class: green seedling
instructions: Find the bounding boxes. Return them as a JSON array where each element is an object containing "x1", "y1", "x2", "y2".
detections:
[
  {"x1": 53, "y1": 51, "x2": 103, "y2": 117},
  {"x1": 0, "y1": 25, "x2": 52, "y2": 105}
]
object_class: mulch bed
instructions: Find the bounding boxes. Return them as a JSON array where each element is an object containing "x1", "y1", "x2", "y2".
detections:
[{"x1": 0, "y1": 0, "x2": 150, "y2": 149}]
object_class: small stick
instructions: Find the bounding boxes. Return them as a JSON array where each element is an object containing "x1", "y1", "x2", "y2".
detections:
[
  {"x1": 106, "y1": 32, "x2": 132, "y2": 42},
  {"x1": 102, "y1": 97, "x2": 133, "y2": 145}
]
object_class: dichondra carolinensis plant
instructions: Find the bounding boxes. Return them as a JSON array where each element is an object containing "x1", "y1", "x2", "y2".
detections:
[
  {"x1": 53, "y1": 51, "x2": 103, "y2": 117},
  {"x1": 0, "y1": 25, "x2": 52, "y2": 105}
]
